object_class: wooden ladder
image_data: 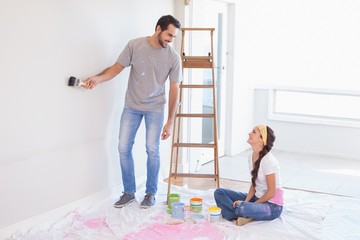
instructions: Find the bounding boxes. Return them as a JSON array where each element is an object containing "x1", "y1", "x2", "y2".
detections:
[{"x1": 167, "y1": 28, "x2": 220, "y2": 197}]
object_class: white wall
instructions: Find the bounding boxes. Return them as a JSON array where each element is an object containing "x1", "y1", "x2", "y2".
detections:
[
  {"x1": 231, "y1": 0, "x2": 360, "y2": 156},
  {"x1": 0, "y1": 0, "x2": 178, "y2": 230},
  {"x1": 234, "y1": 0, "x2": 360, "y2": 91}
]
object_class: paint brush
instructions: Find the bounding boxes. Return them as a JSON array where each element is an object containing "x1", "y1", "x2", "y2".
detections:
[{"x1": 68, "y1": 76, "x2": 85, "y2": 87}]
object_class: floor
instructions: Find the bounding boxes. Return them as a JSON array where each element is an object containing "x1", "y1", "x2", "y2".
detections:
[
  {"x1": 195, "y1": 149, "x2": 360, "y2": 198},
  {"x1": 6, "y1": 150, "x2": 360, "y2": 239}
]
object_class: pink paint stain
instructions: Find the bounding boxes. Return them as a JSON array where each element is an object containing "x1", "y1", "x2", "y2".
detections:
[
  {"x1": 83, "y1": 218, "x2": 107, "y2": 229},
  {"x1": 123, "y1": 221, "x2": 225, "y2": 240}
]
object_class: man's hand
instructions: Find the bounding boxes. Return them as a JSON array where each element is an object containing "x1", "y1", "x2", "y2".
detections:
[
  {"x1": 83, "y1": 76, "x2": 100, "y2": 90},
  {"x1": 82, "y1": 62, "x2": 125, "y2": 90},
  {"x1": 161, "y1": 122, "x2": 172, "y2": 140}
]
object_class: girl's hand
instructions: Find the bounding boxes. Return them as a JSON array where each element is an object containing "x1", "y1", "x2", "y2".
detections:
[{"x1": 233, "y1": 200, "x2": 243, "y2": 208}]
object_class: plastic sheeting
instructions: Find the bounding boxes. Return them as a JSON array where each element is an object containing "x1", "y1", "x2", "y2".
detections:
[{"x1": 10, "y1": 182, "x2": 360, "y2": 240}]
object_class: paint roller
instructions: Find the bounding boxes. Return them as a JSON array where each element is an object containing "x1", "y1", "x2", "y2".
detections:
[{"x1": 68, "y1": 76, "x2": 85, "y2": 87}]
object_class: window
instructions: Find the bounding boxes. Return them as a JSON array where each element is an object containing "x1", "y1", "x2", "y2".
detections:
[{"x1": 269, "y1": 88, "x2": 360, "y2": 128}]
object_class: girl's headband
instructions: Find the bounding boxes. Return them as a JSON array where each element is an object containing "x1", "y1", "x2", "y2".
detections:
[{"x1": 257, "y1": 125, "x2": 267, "y2": 146}]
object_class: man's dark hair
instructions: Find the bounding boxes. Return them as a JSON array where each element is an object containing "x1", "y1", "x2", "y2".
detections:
[{"x1": 155, "y1": 15, "x2": 181, "y2": 31}]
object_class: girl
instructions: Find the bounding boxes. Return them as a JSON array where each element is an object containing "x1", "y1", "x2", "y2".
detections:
[{"x1": 214, "y1": 125, "x2": 283, "y2": 225}]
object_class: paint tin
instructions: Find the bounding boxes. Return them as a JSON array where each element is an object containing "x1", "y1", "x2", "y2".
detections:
[
  {"x1": 190, "y1": 197, "x2": 202, "y2": 213},
  {"x1": 171, "y1": 202, "x2": 185, "y2": 219},
  {"x1": 208, "y1": 206, "x2": 222, "y2": 222},
  {"x1": 167, "y1": 193, "x2": 180, "y2": 213}
]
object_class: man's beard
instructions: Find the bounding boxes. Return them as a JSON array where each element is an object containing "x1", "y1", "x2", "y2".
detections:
[{"x1": 158, "y1": 33, "x2": 168, "y2": 48}]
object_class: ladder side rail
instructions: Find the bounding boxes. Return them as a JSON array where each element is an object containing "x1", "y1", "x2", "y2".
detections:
[
  {"x1": 168, "y1": 30, "x2": 186, "y2": 196},
  {"x1": 210, "y1": 30, "x2": 220, "y2": 186},
  {"x1": 174, "y1": 88, "x2": 183, "y2": 176}
]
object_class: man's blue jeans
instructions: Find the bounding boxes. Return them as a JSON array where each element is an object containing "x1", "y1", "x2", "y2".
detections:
[
  {"x1": 214, "y1": 188, "x2": 283, "y2": 221},
  {"x1": 118, "y1": 107, "x2": 164, "y2": 195}
]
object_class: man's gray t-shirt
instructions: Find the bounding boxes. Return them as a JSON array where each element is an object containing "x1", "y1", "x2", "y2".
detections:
[{"x1": 117, "y1": 37, "x2": 181, "y2": 112}]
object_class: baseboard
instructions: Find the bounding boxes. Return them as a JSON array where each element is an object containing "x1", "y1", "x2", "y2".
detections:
[
  {"x1": 0, "y1": 185, "x2": 121, "y2": 239},
  {"x1": 237, "y1": 147, "x2": 360, "y2": 161},
  {"x1": 0, "y1": 176, "x2": 150, "y2": 239},
  {"x1": 273, "y1": 147, "x2": 360, "y2": 161},
  {"x1": 0, "y1": 176, "x2": 152, "y2": 239}
]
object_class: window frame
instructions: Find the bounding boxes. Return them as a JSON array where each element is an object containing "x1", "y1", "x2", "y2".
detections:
[{"x1": 268, "y1": 87, "x2": 360, "y2": 128}]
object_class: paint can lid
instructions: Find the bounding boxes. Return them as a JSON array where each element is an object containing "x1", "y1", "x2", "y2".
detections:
[
  {"x1": 208, "y1": 206, "x2": 221, "y2": 212},
  {"x1": 190, "y1": 197, "x2": 202, "y2": 202}
]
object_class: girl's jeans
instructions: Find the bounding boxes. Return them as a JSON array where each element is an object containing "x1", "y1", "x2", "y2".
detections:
[
  {"x1": 214, "y1": 188, "x2": 283, "y2": 221},
  {"x1": 118, "y1": 107, "x2": 164, "y2": 194}
]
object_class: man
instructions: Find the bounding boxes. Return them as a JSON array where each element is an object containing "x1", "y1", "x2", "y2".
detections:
[{"x1": 83, "y1": 15, "x2": 181, "y2": 208}]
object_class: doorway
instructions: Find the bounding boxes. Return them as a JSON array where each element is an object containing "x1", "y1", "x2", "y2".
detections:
[{"x1": 183, "y1": 0, "x2": 229, "y2": 172}]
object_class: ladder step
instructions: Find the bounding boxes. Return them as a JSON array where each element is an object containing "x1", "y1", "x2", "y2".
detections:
[
  {"x1": 183, "y1": 61, "x2": 213, "y2": 68},
  {"x1": 182, "y1": 55, "x2": 213, "y2": 68},
  {"x1": 182, "y1": 56, "x2": 212, "y2": 61},
  {"x1": 176, "y1": 113, "x2": 215, "y2": 118},
  {"x1": 170, "y1": 173, "x2": 218, "y2": 179},
  {"x1": 180, "y1": 84, "x2": 214, "y2": 89},
  {"x1": 181, "y1": 28, "x2": 215, "y2": 31},
  {"x1": 173, "y1": 143, "x2": 216, "y2": 148}
]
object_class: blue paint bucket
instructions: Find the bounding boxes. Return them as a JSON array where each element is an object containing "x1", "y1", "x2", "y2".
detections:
[{"x1": 171, "y1": 202, "x2": 185, "y2": 219}]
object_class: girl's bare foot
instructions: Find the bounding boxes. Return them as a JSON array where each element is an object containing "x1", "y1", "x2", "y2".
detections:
[{"x1": 236, "y1": 217, "x2": 254, "y2": 226}]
